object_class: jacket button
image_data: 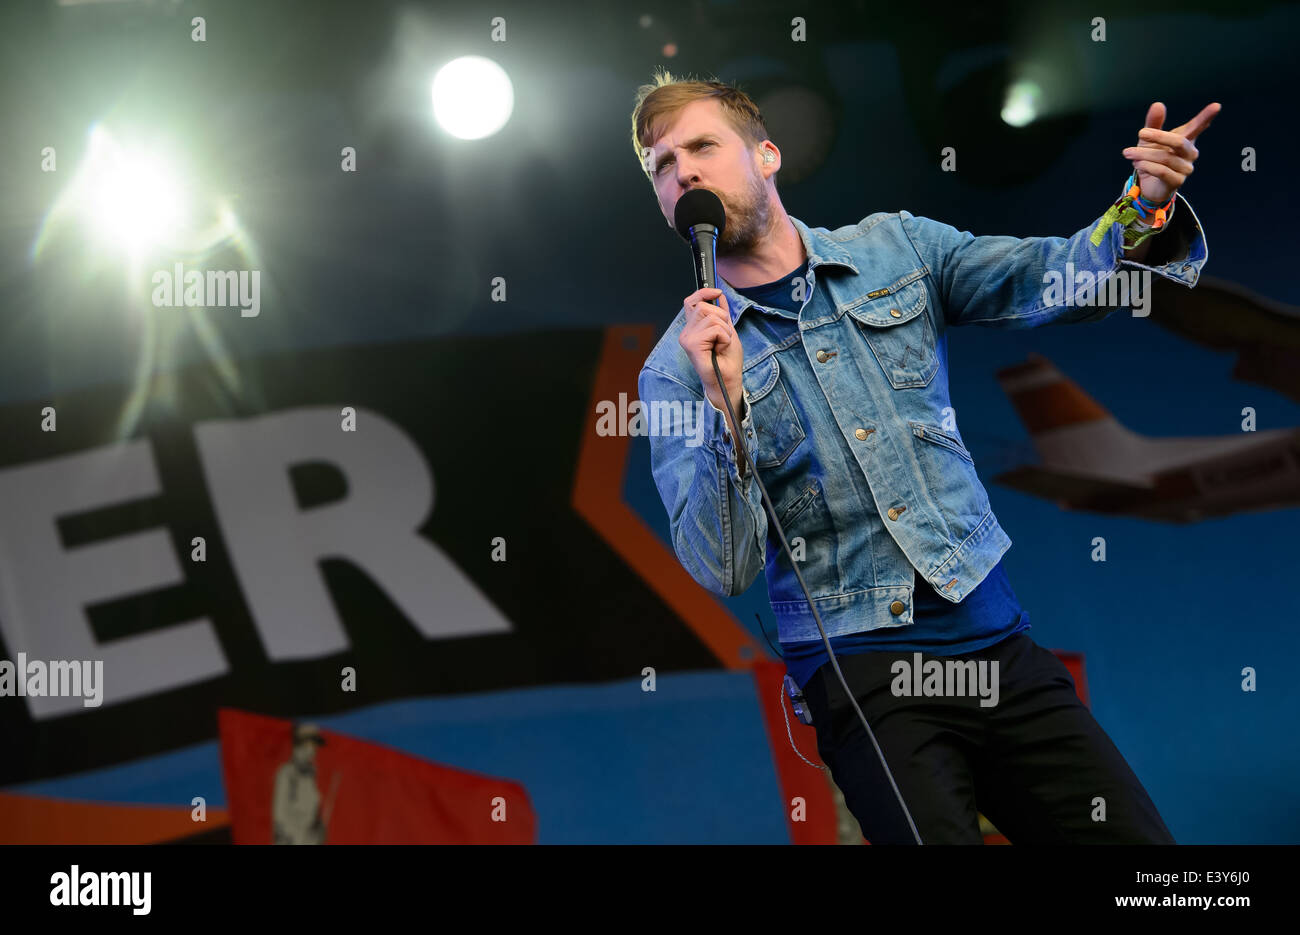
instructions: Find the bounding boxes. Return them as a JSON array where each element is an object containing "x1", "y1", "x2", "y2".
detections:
[
  {"x1": 889, "y1": 308, "x2": 901, "y2": 318},
  {"x1": 889, "y1": 600, "x2": 905, "y2": 615},
  {"x1": 854, "y1": 427, "x2": 873, "y2": 440},
  {"x1": 816, "y1": 349, "x2": 829, "y2": 363},
  {"x1": 887, "y1": 505, "x2": 906, "y2": 520}
]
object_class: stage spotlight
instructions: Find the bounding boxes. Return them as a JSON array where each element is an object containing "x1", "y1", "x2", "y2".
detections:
[
  {"x1": 431, "y1": 56, "x2": 513, "y2": 140},
  {"x1": 934, "y1": 62, "x2": 1076, "y2": 187},
  {"x1": 77, "y1": 125, "x2": 192, "y2": 254},
  {"x1": 1001, "y1": 80, "x2": 1041, "y2": 127}
]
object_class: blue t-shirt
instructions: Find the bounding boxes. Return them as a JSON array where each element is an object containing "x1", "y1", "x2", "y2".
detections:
[{"x1": 734, "y1": 264, "x2": 1031, "y2": 690}]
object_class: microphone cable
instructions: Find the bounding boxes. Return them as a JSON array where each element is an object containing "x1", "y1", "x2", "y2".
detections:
[{"x1": 710, "y1": 347, "x2": 924, "y2": 845}]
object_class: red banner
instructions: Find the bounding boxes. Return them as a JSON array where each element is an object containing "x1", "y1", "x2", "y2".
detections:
[{"x1": 218, "y1": 709, "x2": 536, "y2": 844}]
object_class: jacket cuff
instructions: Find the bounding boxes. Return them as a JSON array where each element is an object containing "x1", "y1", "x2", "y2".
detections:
[
  {"x1": 1114, "y1": 192, "x2": 1209, "y2": 287},
  {"x1": 704, "y1": 394, "x2": 757, "y2": 484}
]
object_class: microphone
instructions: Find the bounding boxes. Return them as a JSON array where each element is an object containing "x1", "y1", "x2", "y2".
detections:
[
  {"x1": 674, "y1": 187, "x2": 743, "y2": 476},
  {"x1": 674, "y1": 188, "x2": 726, "y2": 292},
  {"x1": 673, "y1": 186, "x2": 746, "y2": 485},
  {"x1": 673, "y1": 187, "x2": 736, "y2": 447}
]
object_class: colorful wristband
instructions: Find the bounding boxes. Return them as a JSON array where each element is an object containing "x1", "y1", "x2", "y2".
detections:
[{"x1": 1089, "y1": 173, "x2": 1176, "y2": 248}]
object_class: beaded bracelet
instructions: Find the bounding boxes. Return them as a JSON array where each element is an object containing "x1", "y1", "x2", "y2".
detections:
[
  {"x1": 1124, "y1": 171, "x2": 1177, "y2": 249},
  {"x1": 1089, "y1": 172, "x2": 1176, "y2": 249}
]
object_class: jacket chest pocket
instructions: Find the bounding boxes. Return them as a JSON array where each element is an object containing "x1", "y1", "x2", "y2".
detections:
[
  {"x1": 843, "y1": 279, "x2": 938, "y2": 389},
  {"x1": 743, "y1": 353, "x2": 805, "y2": 469}
]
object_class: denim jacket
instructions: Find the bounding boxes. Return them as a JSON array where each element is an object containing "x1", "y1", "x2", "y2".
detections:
[{"x1": 638, "y1": 196, "x2": 1207, "y2": 643}]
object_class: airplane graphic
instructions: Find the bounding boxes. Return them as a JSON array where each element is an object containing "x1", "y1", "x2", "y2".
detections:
[
  {"x1": 992, "y1": 353, "x2": 1300, "y2": 523},
  {"x1": 1144, "y1": 275, "x2": 1300, "y2": 405}
]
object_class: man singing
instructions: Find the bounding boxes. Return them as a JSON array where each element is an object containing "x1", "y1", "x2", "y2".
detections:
[{"x1": 632, "y1": 69, "x2": 1218, "y2": 843}]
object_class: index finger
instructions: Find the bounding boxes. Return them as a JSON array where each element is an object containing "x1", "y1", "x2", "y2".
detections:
[
  {"x1": 1176, "y1": 102, "x2": 1221, "y2": 142},
  {"x1": 685, "y1": 287, "x2": 725, "y2": 307}
]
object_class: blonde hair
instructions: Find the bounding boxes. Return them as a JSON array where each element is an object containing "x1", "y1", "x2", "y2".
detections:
[{"x1": 630, "y1": 68, "x2": 769, "y2": 182}]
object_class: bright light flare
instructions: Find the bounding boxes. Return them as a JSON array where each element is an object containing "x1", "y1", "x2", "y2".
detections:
[
  {"x1": 76, "y1": 126, "x2": 192, "y2": 253},
  {"x1": 1001, "y1": 81, "x2": 1041, "y2": 128},
  {"x1": 431, "y1": 56, "x2": 514, "y2": 140}
]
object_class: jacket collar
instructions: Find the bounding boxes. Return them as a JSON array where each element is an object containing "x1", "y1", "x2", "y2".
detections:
[{"x1": 720, "y1": 216, "x2": 860, "y2": 324}]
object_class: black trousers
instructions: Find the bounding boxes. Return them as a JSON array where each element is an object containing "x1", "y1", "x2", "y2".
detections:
[{"x1": 802, "y1": 632, "x2": 1176, "y2": 844}]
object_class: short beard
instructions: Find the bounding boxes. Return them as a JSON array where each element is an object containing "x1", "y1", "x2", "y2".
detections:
[{"x1": 716, "y1": 169, "x2": 773, "y2": 257}]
